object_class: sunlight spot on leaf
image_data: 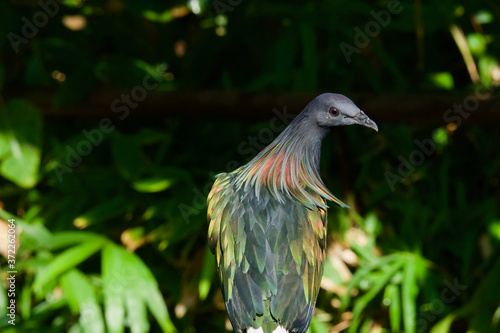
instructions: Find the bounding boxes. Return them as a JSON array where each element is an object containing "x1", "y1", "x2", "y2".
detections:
[
  {"x1": 475, "y1": 10, "x2": 494, "y2": 24},
  {"x1": 428, "y1": 72, "x2": 454, "y2": 90}
]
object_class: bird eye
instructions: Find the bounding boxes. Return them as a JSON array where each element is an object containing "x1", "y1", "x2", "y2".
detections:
[{"x1": 329, "y1": 107, "x2": 339, "y2": 117}]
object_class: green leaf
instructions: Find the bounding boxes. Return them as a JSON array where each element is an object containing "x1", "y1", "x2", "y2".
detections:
[
  {"x1": 3, "y1": 215, "x2": 53, "y2": 251},
  {"x1": 0, "y1": 99, "x2": 42, "y2": 188},
  {"x1": 428, "y1": 72, "x2": 454, "y2": 90},
  {"x1": 61, "y1": 269, "x2": 105, "y2": 333},
  {"x1": 67, "y1": 323, "x2": 82, "y2": 333},
  {"x1": 429, "y1": 313, "x2": 456, "y2": 333},
  {"x1": 102, "y1": 243, "x2": 176, "y2": 333},
  {"x1": 125, "y1": 287, "x2": 149, "y2": 333},
  {"x1": 432, "y1": 127, "x2": 449, "y2": 150},
  {"x1": 21, "y1": 280, "x2": 32, "y2": 319},
  {"x1": 143, "y1": 10, "x2": 175, "y2": 24},
  {"x1": 31, "y1": 297, "x2": 67, "y2": 317},
  {"x1": 308, "y1": 316, "x2": 329, "y2": 333},
  {"x1": 359, "y1": 319, "x2": 373, "y2": 333},
  {"x1": 127, "y1": 250, "x2": 177, "y2": 332},
  {"x1": 20, "y1": 223, "x2": 53, "y2": 250},
  {"x1": 49, "y1": 231, "x2": 106, "y2": 251},
  {"x1": 132, "y1": 177, "x2": 173, "y2": 193},
  {"x1": 384, "y1": 284, "x2": 401, "y2": 332},
  {"x1": 131, "y1": 166, "x2": 192, "y2": 193},
  {"x1": 73, "y1": 196, "x2": 128, "y2": 228},
  {"x1": 349, "y1": 260, "x2": 405, "y2": 332},
  {"x1": 466, "y1": 33, "x2": 487, "y2": 56},
  {"x1": 349, "y1": 240, "x2": 379, "y2": 263},
  {"x1": 478, "y1": 55, "x2": 499, "y2": 86},
  {"x1": 33, "y1": 239, "x2": 105, "y2": 293},
  {"x1": 102, "y1": 243, "x2": 126, "y2": 333},
  {"x1": 402, "y1": 256, "x2": 419, "y2": 333},
  {"x1": 341, "y1": 254, "x2": 400, "y2": 310},
  {"x1": 364, "y1": 211, "x2": 382, "y2": 238},
  {"x1": 492, "y1": 305, "x2": 500, "y2": 328},
  {"x1": 475, "y1": 10, "x2": 494, "y2": 24},
  {"x1": 0, "y1": 279, "x2": 6, "y2": 317},
  {"x1": 199, "y1": 246, "x2": 216, "y2": 301},
  {"x1": 322, "y1": 257, "x2": 343, "y2": 286}
]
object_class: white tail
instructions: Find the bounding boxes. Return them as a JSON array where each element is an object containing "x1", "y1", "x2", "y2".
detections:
[
  {"x1": 247, "y1": 326, "x2": 288, "y2": 333},
  {"x1": 247, "y1": 328, "x2": 264, "y2": 333}
]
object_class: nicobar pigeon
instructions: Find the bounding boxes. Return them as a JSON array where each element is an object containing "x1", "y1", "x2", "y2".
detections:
[{"x1": 207, "y1": 93, "x2": 378, "y2": 333}]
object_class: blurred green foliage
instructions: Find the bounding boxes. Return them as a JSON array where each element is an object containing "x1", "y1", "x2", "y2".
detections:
[{"x1": 0, "y1": 1, "x2": 500, "y2": 333}]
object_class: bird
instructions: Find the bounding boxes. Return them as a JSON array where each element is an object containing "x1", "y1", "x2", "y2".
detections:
[{"x1": 207, "y1": 93, "x2": 378, "y2": 333}]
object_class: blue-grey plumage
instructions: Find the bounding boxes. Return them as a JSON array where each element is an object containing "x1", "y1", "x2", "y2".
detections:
[{"x1": 208, "y1": 93, "x2": 378, "y2": 333}]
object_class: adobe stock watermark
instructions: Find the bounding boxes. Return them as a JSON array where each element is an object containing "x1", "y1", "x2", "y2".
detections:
[
  {"x1": 5, "y1": 218, "x2": 17, "y2": 326},
  {"x1": 53, "y1": 64, "x2": 167, "y2": 181},
  {"x1": 415, "y1": 278, "x2": 467, "y2": 333},
  {"x1": 178, "y1": 106, "x2": 296, "y2": 223},
  {"x1": 213, "y1": 0, "x2": 244, "y2": 15},
  {"x1": 384, "y1": 85, "x2": 494, "y2": 191},
  {"x1": 8, "y1": 0, "x2": 64, "y2": 54},
  {"x1": 340, "y1": 0, "x2": 407, "y2": 64}
]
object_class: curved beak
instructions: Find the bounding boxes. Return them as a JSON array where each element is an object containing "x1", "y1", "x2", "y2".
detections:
[{"x1": 354, "y1": 110, "x2": 378, "y2": 132}]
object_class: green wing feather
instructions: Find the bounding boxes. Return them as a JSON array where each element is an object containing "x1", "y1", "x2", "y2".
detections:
[{"x1": 208, "y1": 171, "x2": 327, "y2": 333}]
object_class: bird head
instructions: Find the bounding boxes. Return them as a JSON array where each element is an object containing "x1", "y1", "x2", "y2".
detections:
[{"x1": 306, "y1": 93, "x2": 378, "y2": 132}]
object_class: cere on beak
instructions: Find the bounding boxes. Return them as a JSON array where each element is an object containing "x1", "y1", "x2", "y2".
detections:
[{"x1": 354, "y1": 110, "x2": 378, "y2": 132}]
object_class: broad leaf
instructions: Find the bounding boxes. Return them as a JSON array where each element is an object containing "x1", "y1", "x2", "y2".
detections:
[
  {"x1": 0, "y1": 99, "x2": 42, "y2": 188},
  {"x1": 33, "y1": 239, "x2": 105, "y2": 293},
  {"x1": 61, "y1": 269, "x2": 105, "y2": 333}
]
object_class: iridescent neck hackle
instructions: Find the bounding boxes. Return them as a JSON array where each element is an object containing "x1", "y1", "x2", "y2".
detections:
[{"x1": 234, "y1": 112, "x2": 348, "y2": 209}]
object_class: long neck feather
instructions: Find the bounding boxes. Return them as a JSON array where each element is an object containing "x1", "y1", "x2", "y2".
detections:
[{"x1": 234, "y1": 113, "x2": 348, "y2": 209}]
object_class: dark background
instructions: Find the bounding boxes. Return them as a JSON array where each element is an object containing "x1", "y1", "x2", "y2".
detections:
[{"x1": 0, "y1": 1, "x2": 499, "y2": 332}]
